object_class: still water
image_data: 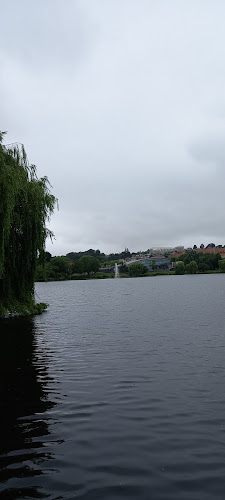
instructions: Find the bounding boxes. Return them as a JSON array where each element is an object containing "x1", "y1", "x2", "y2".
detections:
[{"x1": 1, "y1": 275, "x2": 225, "y2": 499}]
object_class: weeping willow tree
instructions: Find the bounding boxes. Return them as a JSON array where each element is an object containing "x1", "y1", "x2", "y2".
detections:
[{"x1": 0, "y1": 132, "x2": 57, "y2": 315}]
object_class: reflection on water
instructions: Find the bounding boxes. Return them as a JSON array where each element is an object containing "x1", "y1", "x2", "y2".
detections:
[
  {"x1": 1, "y1": 276, "x2": 225, "y2": 499},
  {"x1": 0, "y1": 317, "x2": 61, "y2": 499}
]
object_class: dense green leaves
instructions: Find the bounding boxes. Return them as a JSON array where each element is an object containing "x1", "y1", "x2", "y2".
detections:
[
  {"x1": 72, "y1": 255, "x2": 100, "y2": 275},
  {"x1": 67, "y1": 249, "x2": 104, "y2": 261},
  {"x1": 219, "y1": 260, "x2": 225, "y2": 272},
  {"x1": 0, "y1": 133, "x2": 57, "y2": 309},
  {"x1": 174, "y1": 262, "x2": 185, "y2": 274},
  {"x1": 49, "y1": 257, "x2": 70, "y2": 280},
  {"x1": 36, "y1": 255, "x2": 101, "y2": 281},
  {"x1": 185, "y1": 260, "x2": 198, "y2": 274},
  {"x1": 128, "y1": 263, "x2": 148, "y2": 277},
  {"x1": 66, "y1": 248, "x2": 131, "y2": 263},
  {"x1": 176, "y1": 250, "x2": 221, "y2": 271}
]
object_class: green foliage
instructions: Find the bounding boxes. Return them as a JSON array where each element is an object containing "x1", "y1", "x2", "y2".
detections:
[
  {"x1": 44, "y1": 251, "x2": 52, "y2": 262},
  {"x1": 89, "y1": 272, "x2": 114, "y2": 279},
  {"x1": 73, "y1": 255, "x2": 100, "y2": 275},
  {"x1": 128, "y1": 263, "x2": 148, "y2": 277},
  {"x1": 119, "y1": 263, "x2": 128, "y2": 273},
  {"x1": 0, "y1": 133, "x2": 57, "y2": 311},
  {"x1": 0, "y1": 298, "x2": 48, "y2": 317},
  {"x1": 219, "y1": 259, "x2": 225, "y2": 273},
  {"x1": 35, "y1": 254, "x2": 101, "y2": 281},
  {"x1": 176, "y1": 251, "x2": 221, "y2": 272},
  {"x1": 66, "y1": 249, "x2": 105, "y2": 262},
  {"x1": 148, "y1": 271, "x2": 174, "y2": 276},
  {"x1": 186, "y1": 260, "x2": 198, "y2": 274},
  {"x1": 174, "y1": 262, "x2": 185, "y2": 275},
  {"x1": 78, "y1": 255, "x2": 100, "y2": 275},
  {"x1": 49, "y1": 256, "x2": 71, "y2": 280},
  {"x1": 66, "y1": 247, "x2": 131, "y2": 264}
]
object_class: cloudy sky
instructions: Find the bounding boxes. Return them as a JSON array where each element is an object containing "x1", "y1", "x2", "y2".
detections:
[{"x1": 1, "y1": 0, "x2": 225, "y2": 255}]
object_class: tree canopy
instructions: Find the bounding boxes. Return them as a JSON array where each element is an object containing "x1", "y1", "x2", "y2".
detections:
[
  {"x1": 0, "y1": 132, "x2": 57, "y2": 312},
  {"x1": 72, "y1": 255, "x2": 100, "y2": 275},
  {"x1": 174, "y1": 262, "x2": 185, "y2": 275},
  {"x1": 176, "y1": 250, "x2": 221, "y2": 272},
  {"x1": 66, "y1": 248, "x2": 104, "y2": 261},
  {"x1": 219, "y1": 260, "x2": 225, "y2": 272},
  {"x1": 128, "y1": 262, "x2": 148, "y2": 277},
  {"x1": 186, "y1": 260, "x2": 198, "y2": 274}
]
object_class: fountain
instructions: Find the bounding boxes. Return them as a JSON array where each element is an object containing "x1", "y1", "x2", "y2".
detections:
[{"x1": 114, "y1": 263, "x2": 120, "y2": 279}]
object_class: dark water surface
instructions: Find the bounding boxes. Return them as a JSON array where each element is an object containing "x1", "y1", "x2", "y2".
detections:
[{"x1": 1, "y1": 275, "x2": 225, "y2": 499}]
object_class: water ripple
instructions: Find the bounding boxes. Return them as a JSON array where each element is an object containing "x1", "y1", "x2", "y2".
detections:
[{"x1": 1, "y1": 276, "x2": 225, "y2": 499}]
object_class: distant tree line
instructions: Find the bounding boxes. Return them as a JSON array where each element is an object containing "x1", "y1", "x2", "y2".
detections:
[
  {"x1": 174, "y1": 251, "x2": 222, "y2": 274},
  {"x1": 36, "y1": 248, "x2": 225, "y2": 282},
  {"x1": 128, "y1": 263, "x2": 148, "y2": 277},
  {"x1": 36, "y1": 247, "x2": 132, "y2": 281},
  {"x1": 36, "y1": 253, "x2": 102, "y2": 281},
  {"x1": 66, "y1": 249, "x2": 104, "y2": 261},
  {"x1": 66, "y1": 247, "x2": 131, "y2": 263}
]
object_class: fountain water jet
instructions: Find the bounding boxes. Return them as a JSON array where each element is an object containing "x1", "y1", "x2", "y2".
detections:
[{"x1": 114, "y1": 263, "x2": 120, "y2": 279}]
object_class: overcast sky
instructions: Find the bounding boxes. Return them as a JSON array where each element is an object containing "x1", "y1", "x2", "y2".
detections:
[{"x1": 1, "y1": 0, "x2": 225, "y2": 255}]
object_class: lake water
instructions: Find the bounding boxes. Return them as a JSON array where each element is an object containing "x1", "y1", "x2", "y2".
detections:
[{"x1": 1, "y1": 275, "x2": 225, "y2": 499}]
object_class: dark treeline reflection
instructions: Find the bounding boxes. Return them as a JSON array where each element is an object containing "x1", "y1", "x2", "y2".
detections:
[{"x1": 0, "y1": 317, "x2": 60, "y2": 499}]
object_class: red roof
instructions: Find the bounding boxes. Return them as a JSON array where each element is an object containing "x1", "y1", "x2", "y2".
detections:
[
  {"x1": 170, "y1": 251, "x2": 185, "y2": 258},
  {"x1": 170, "y1": 248, "x2": 225, "y2": 258},
  {"x1": 195, "y1": 248, "x2": 224, "y2": 254}
]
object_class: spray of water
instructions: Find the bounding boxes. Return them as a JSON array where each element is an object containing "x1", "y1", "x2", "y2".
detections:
[{"x1": 114, "y1": 263, "x2": 120, "y2": 279}]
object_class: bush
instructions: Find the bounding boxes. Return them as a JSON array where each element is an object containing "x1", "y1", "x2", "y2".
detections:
[
  {"x1": 72, "y1": 255, "x2": 100, "y2": 275},
  {"x1": 174, "y1": 262, "x2": 185, "y2": 275},
  {"x1": 128, "y1": 263, "x2": 148, "y2": 277},
  {"x1": 219, "y1": 260, "x2": 225, "y2": 273},
  {"x1": 186, "y1": 260, "x2": 198, "y2": 274},
  {"x1": 92, "y1": 272, "x2": 114, "y2": 279}
]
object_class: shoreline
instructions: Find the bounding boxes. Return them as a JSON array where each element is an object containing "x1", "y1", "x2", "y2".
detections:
[
  {"x1": 35, "y1": 269, "x2": 223, "y2": 283},
  {"x1": 0, "y1": 301, "x2": 48, "y2": 319}
]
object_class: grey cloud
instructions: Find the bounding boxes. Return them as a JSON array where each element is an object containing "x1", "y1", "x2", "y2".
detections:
[
  {"x1": 189, "y1": 133, "x2": 225, "y2": 169},
  {"x1": 1, "y1": 0, "x2": 225, "y2": 254},
  {"x1": 0, "y1": 0, "x2": 95, "y2": 72}
]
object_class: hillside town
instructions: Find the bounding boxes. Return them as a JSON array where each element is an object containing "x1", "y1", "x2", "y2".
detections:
[
  {"x1": 100, "y1": 243, "x2": 225, "y2": 273},
  {"x1": 35, "y1": 243, "x2": 225, "y2": 281}
]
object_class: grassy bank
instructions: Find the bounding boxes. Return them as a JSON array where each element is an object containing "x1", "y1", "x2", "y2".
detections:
[
  {"x1": 36, "y1": 271, "x2": 175, "y2": 281},
  {"x1": 71, "y1": 272, "x2": 115, "y2": 280},
  {"x1": 0, "y1": 299, "x2": 48, "y2": 318}
]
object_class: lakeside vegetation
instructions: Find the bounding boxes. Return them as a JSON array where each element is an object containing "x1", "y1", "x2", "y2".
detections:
[
  {"x1": 35, "y1": 249, "x2": 225, "y2": 281},
  {"x1": 173, "y1": 251, "x2": 222, "y2": 274},
  {"x1": 0, "y1": 133, "x2": 57, "y2": 316}
]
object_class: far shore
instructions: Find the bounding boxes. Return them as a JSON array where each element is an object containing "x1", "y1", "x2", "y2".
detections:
[{"x1": 35, "y1": 269, "x2": 224, "y2": 283}]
